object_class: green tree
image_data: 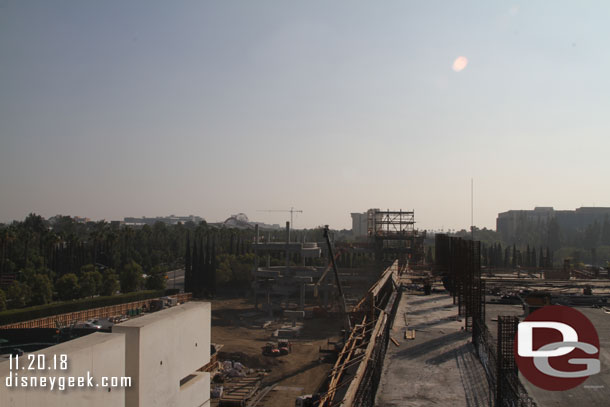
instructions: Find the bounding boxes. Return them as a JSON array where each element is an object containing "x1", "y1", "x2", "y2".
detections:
[
  {"x1": 80, "y1": 263, "x2": 97, "y2": 275},
  {"x1": 56, "y1": 273, "x2": 80, "y2": 301},
  {"x1": 425, "y1": 246, "x2": 433, "y2": 264},
  {"x1": 584, "y1": 221, "x2": 601, "y2": 249},
  {"x1": 531, "y1": 246, "x2": 537, "y2": 268},
  {"x1": 0, "y1": 288, "x2": 7, "y2": 311},
  {"x1": 547, "y1": 217, "x2": 561, "y2": 252},
  {"x1": 120, "y1": 261, "x2": 143, "y2": 293},
  {"x1": 601, "y1": 215, "x2": 610, "y2": 246},
  {"x1": 80, "y1": 270, "x2": 102, "y2": 297},
  {"x1": 512, "y1": 245, "x2": 517, "y2": 268},
  {"x1": 184, "y1": 232, "x2": 192, "y2": 293},
  {"x1": 101, "y1": 269, "x2": 120, "y2": 296},
  {"x1": 6, "y1": 280, "x2": 32, "y2": 308},
  {"x1": 497, "y1": 243, "x2": 503, "y2": 266},
  {"x1": 29, "y1": 273, "x2": 53, "y2": 305},
  {"x1": 145, "y1": 265, "x2": 166, "y2": 290}
]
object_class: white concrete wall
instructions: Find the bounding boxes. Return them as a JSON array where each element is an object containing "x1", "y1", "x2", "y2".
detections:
[
  {"x1": 113, "y1": 301, "x2": 211, "y2": 407},
  {"x1": 1, "y1": 302, "x2": 211, "y2": 407},
  {"x1": 0, "y1": 332, "x2": 126, "y2": 407}
]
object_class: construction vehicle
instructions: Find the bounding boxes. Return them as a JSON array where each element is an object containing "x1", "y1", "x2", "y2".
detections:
[
  {"x1": 262, "y1": 340, "x2": 292, "y2": 356},
  {"x1": 262, "y1": 342, "x2": 280, "y2": 356},
  {"x1": 278, "y1": 339, "x2": 292, "y2": 355}
]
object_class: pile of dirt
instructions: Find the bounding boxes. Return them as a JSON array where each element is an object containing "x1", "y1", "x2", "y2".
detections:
[{"x1": 217, "y1": 351, "x2": 283, "y2": 369}]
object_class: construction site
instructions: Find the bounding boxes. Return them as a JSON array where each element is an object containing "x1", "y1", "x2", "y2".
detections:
[
  {"x1": 204, "y1": 208, "x2": 610, "y2": 407},
  {"x1": 2, "y1": 209, "x2": 610, "y2": 407}
]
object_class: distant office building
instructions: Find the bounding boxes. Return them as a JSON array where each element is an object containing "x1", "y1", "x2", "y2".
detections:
[
  {"x1": 351, "y1": 212, "x2": 368, "y2": 236},
  {"x1": 351, "y1": 209, "x2": 380, "y2": 237},
  {"x1": 496, "y1": 206, "x2": 610, "y2": 241},
  {"x1": 123, "y1": 215, "x2": 204, "y2": 226}
]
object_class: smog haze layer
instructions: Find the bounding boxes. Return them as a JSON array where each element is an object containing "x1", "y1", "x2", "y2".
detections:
[{"x1": 1, "y1": 1, "x2": 609, "y2": 230}]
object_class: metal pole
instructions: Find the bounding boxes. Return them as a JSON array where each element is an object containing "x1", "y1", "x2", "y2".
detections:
[
  {"x1": 471, "y1": 178, "x2": 474, "y2": 241},
  {"x1": 285, "y1": 221, "x2": 290, "y2": 267},
  {"x1": 290, "y1": 207, "x2": 294, "y2": 233}
]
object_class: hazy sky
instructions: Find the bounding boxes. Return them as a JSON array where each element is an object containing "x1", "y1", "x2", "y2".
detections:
[{"x1": 1, "y1": 1, "x2": 610, "y2": 231}]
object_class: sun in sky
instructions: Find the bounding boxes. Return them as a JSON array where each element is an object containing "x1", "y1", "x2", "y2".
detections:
[{"x1": 452, "y1": 56, "x2": 468, "y2": 72}]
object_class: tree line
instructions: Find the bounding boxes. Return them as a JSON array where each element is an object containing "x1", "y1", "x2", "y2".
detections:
[
  {"x1": 0, "y1": 214, "x2": 338, "y2": 311},
  {"x1": 445, "y1": 216, "x2": 610, "y2": 268},
  {"x1": 0, "y1": 214, "x2": 195, "y2": 311},
  {"x1": 481, "y1": 242, "x2": 553, "y2": 269}
]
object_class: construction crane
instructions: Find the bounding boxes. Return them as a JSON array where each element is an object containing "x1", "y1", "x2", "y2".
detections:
[
  {"x1": 323, "y1": 225, "x2": 352, "y2": 332},
  {"x1": 257, "y1": 207, "x2": 303, "y2": 241}
]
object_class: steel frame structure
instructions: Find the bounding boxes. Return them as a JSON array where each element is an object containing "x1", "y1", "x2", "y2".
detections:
[
  {"x1": 367, "y1": 210, "x2": 415, "y2": 237},
  {"x1": 435, "y1": 235, "x2": 535, "y2": 407},
  {"x1": 367, "y1": 209, "x2": 425, "y2": 264},
  {"x1": 438, "y1": 236, "x2": 484, "y2": 331}
]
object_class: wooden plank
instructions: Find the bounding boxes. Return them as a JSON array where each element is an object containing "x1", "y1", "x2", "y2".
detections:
[
  {"x1": 390, "y1": 337, "x2": 400, "y2": 347},
  {"x1": 320, "y1": 315, "x2": 367, "y2": 405},
  {"x1": 341, "y1": 310, "x2": 386, "y2": 406},
  {"x1": 220, "y1": 377, "x2": 261, "y2": 407}
]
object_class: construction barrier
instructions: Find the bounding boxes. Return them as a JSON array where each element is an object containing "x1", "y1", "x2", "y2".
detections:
[{"x1": 0, "y1": 293, "x2": 192, "y2": 329}]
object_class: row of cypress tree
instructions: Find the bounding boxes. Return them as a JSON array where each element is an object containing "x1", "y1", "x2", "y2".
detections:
[{"x1": 184, "y1": 232, "x2": 216, "y2": 298}]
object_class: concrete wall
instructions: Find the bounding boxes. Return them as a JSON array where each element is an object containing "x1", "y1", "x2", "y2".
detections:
[
  {"x1": 0, "y1": 332, "x2": 126, "y2": 407},
  {"x1": 113, "y1": 301, "x2": 211, "y2": 407},
  {"x1": 1, "y1": 302, "x2": 211, "y2": 407},
  {"x1": 351, "y1": 213, "x2": 368, "y2": 237}
]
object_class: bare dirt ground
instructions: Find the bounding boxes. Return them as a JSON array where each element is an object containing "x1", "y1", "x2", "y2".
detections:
[{"x1": 210, "y1": 297, "x2": 341, "y2": 407}]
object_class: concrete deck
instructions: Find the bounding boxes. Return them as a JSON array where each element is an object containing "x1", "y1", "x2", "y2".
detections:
[{"x1": 375, "y1": 291, "x2": 490, "y2": 407}]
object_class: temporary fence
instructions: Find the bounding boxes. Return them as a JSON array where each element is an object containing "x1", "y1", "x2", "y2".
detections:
[{"x1": 0, "y1": 293, "x2": 192, "y2": 329}]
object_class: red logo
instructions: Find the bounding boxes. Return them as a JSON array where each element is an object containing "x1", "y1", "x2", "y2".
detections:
[{"x1": 515, "y1": 305, "x2": 600, "y2": 391}]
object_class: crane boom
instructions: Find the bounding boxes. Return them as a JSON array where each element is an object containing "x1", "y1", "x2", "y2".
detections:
[
  {"x1": 257, "y1": 207, "x2": 303, "y2": 229},
  {"x1": 323, "y1": 225, "x2": 351, "y2": 332}
]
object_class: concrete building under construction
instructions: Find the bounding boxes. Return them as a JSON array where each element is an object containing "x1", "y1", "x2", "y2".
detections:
[{"x1": 250, "y1": 223, "x2": 337, "y2": 315}]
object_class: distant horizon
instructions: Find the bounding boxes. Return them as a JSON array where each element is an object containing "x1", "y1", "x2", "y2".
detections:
[{"x1": 3, "y1": 204, "x2": 609, "y2": 232}]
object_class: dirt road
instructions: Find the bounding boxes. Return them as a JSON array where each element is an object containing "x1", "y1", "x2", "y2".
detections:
[{"x1": 210, "y1": 298, "x2": 341, "y2": 407}]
